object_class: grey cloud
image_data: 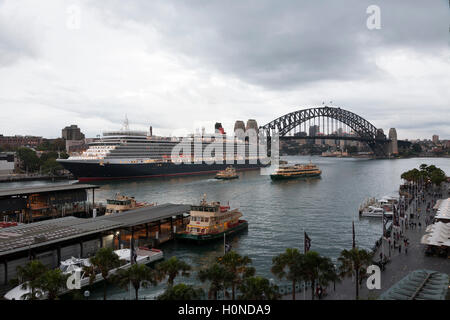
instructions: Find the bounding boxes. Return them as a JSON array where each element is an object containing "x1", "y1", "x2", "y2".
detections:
[
  {"x1": 96, "y1": 0, "x2": 448, "y2": 90},
  {"x1": 0, "y1": 8, "x2": 40, "y2": 66}
]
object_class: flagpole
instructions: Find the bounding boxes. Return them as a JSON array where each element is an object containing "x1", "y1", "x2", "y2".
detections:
[{"x1": 303, "y1": 228, "x2": 306, "y2": 300}]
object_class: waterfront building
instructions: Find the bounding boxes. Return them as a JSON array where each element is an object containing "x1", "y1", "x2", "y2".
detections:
[
  {"x1": 0, "y1": 134, "x2": 43, "y2": 148},
  {"x1": 0, "y1": 184, "x2": 99, "y2": 223}
]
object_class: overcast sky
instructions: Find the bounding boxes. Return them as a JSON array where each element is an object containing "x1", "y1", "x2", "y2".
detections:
[{"x1": 0, "y1": 0, "x2": 449, "y2": 140}]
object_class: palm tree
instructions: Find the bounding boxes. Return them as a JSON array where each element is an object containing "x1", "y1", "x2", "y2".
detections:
[
  {"x1": 15, "y1": 260, "x2": 48, "y2": 300},
  {"x1": 113, "y1": 264, "x2": 157, "y2": 300},
  {"x1": 198, "y1": 263, "x2": 234, "y2": 300},
  {"x1": 157, "y1": 283, "x2": 205, "y2": 300},
  {"x1": 38, "y1": 269, "x2": 69, "y2": 300},
  {"x1": 217, "y1": 251, "x2": 255, "y2": 300},
  {"x1": 238, "y1": 276, "x2": 280, "y2": 300},
  {"x1": 338, "y1": 248, "x2": 372, "y2": 300},
  {"x1": 89, "y1": 247, "x2": 122, "y2": 300},
  {"x1": 271, "y1": 248, "x2": 303, "y2": 300},
  {"x1": 301, "y1": 251, "x2": 337, "y2": 300},
  {"x1": 156, "y1": 256, "x2": 191, "y2": 287}
]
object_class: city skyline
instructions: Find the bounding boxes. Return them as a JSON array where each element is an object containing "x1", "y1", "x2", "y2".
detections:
[{"x1": 0, "y1": 0, "x2": 449, "y2": 140}]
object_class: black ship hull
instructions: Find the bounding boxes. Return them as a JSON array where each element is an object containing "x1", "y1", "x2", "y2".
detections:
[{"x1": 58, "y1": 160, "x2": 267, "y2": 182}]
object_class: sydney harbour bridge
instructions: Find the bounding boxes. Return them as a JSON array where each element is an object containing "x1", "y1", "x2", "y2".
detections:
[{"x1": 254, "y1": 106, "x2": 399, "y2": 158}]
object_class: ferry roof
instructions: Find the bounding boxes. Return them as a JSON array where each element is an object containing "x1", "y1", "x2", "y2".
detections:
[
  {"x1": 0, "y1": 184, "x2": 99, "y2": 198},
  {"x1": 0, "y1": 203, "x2": 190, "y2": 257}
]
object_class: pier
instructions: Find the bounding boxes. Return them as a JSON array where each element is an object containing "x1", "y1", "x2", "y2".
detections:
[
  {"x1": 0, "y1": 184, "x2": 99, "y2": 223},
  {"x1": 0, "y1": 203, "x2": 190, "y2": 290}
]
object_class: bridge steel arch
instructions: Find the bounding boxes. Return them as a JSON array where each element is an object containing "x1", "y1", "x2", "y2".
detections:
[{"x1": 260, "y1": 106, "x2": 389, "y2": 157}]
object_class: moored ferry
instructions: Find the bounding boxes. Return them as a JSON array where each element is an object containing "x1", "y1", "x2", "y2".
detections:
[
  {"x1": 175, "y1": 195, "x2": 248, "y2": 243},
  {"x1": 57, "y1": 120, "x2": 267, "y2": 181},
  {"x1": 270, "y1": 162, "x2": 322, "y2": 181},
  {"x1": 105, "y1": 193, "x2": 155, "y2": 215}
]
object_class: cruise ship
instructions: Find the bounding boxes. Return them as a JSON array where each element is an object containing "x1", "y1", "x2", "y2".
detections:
[{"x1": 58, "y1": 123, "x2": 268, "y2": 181}]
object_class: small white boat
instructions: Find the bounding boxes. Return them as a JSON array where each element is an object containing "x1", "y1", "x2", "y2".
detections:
[
  {"x1": 360, "y1": 206, "x2": 393, "y2": 218},
  {"x1": 3, "y1": 247, "x2": 163, "y2": 300}
]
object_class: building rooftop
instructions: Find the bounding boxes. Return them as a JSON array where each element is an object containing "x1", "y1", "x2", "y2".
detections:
[
  {"x1": 0, "y1": 184, "x2": 99, "y2": 198},
  {"x1": 0, "y1": 203, "x2": 190, "y2": 257}
]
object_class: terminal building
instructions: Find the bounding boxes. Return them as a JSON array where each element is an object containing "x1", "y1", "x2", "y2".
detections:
[
  {"x1": 0, "y1": 203, "x2": 190, "y2": 287},
  {"x1": 0, "y1": 184, "x2": 99, "y2": 223}
]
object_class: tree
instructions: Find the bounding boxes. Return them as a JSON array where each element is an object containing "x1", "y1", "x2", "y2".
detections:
[
  {"x1": 217, "y1": 251, "x2": 255, "y2": 300},
  {"x1": 16, "y1": 147, "x2": 40, "y2": 172},
  {"x1": 89, "y1": 248, "x2": 122, "y2": 300},
  {"x1": 271, "y1": 248, "x2": 303, "y2": 300},
  {"x1": 301, "y1": 251, "x2": 338, "y2": 300},
  {"x1": 198, "y1": 263, "x2": 234, "y2": 300},
  {"x1": 41, "y1": 158, "x2": 63, "y2": 175},
  {"x1": 338, "y1": 248, "x2": 372, "y2": 300},
  {"x1": 38, "y1": 269, "x2": 69, "y2": 300},
  {"x1": 40, "y1": 151, "x2": 59, "y2": 162},
  {"x1": 112, "y1": 263, "x2": 157, "y2": 300},
  {"x1": 15, "y1": 260, "x2": 48, "y2": 300},
  {"x1": 411, "y1": 143, "x2": 422, "y2": 154},
  {"x1": 157, "y1": 283, "x2": 205, "y2": 300},
  {"x1": 156, "y1": 256, "x2": 191, "y2": 287},
  {"x1": 238, "y1": 276, "x2": 281, "y2": 300}
]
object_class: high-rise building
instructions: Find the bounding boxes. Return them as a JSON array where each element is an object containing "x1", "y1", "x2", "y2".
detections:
[
  {"x1": 432, "y1": 135, "x2": 439, "y2": 144},
  {"x1": 308, "y1": 125, "x2": 319, "y2": 144},
  {"x1": 62, "y1": 125, "x2": 85, "y2": 141}
]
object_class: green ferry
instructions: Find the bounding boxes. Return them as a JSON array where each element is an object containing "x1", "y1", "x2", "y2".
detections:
[
  {"x1": 270, "y1": 162, "x2": 322, "y2": 181},
  {"x1": 175, "y1": 195, "x2": 248, "y2": 243}
]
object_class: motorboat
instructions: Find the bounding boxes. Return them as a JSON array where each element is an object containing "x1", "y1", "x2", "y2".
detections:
[{"x1": 360, "y1": 206, "x2": 393, "y2": 218}]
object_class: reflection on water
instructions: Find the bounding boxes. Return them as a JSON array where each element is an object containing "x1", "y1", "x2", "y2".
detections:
[{"x1": 2, "y1": 156, "x2": 449, "y2": 299}]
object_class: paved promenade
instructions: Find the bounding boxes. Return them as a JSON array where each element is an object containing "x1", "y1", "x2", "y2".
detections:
[{"x1": 282, "y1": 182, "x2": 450, "y2": 300}]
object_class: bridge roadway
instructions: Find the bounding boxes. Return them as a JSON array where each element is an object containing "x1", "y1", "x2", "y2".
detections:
[{"x1": 280, "y1": 135, "x2": 389, "y2": 143}]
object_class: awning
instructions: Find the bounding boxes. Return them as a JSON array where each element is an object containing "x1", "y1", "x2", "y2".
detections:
[
  {"x1": 379, "y1": 269, "x2": 449, "y2": 300},
  {"x1": 421, "y1": 221, "x2": 450, "y2": 247},
  {"x1": 435, "y1": 198, "x2": 450, "y2": 220}
]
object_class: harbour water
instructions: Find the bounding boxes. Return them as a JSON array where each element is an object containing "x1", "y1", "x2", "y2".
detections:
[{"x1": 2, "y1": 156, "x2": 449, "y2": 299}]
